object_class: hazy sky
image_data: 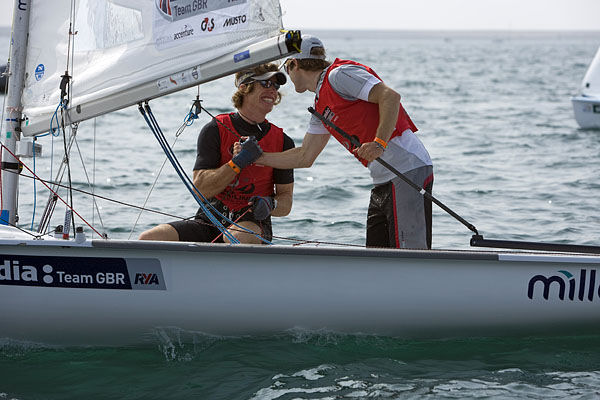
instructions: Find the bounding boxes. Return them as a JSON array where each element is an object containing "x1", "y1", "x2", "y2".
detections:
[
  {"x1": 0, "y1": 0, "x2": 599, "y2": 30},
  {"x1": 280, "y1": 0, "x2": 600, "y2": 31}
]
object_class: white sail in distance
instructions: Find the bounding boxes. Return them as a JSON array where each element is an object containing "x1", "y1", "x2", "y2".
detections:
[
  {"x1": 580, "y1": 45, "x2": 600, "y2": 97},
  {"x1": 21, "y1": 0, "x2": 291, "y2": 136}
]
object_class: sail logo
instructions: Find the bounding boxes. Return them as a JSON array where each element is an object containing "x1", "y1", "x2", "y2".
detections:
[
  {"x1": 223, "y1": 15, "x2": 246, "y2": 27},
  {"x1": 0, "y1": 260, "x2": 58, "y2": 285},
  {"x1": 0, "y1": 259, "x2": 127, "y2": 286},
  {"x1": 134, "y1": 273, "x2": 160, "y2": 286},
  {"x1": 156, "y1": 0, "x2": 246, "y2": 22},
  {"x1": 234, "y1": 50, "x2": 250, "y2": 63},
  {"x1": 0, "y1": 255, "x2": 165, "y2": 291},
  {"x1": 35, "y1": 64, "x2": 45, "y2": 81},
  {"x1": 201, "y1": 17, "x2": 215, "y2": 32},
  {"x1": 159, "y1": 0, "x2": 172, "y2": 16},
  {"x1": 173, "y1": 25, "x2": 194, "y2": 41},
  {"x1": 0, "y1": 259, "x2": 39, "y2": 282},
  {"x1": 528, "y1": 269, "x2": 598, "y2": 301}
]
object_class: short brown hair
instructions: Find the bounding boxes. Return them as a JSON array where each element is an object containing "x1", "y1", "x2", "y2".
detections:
[
  {"x1": 232, "y1": 63, "x2": 282, "y2": 109},
  {"x1": 296, "y1": 48, "x2": 331, "y2": 71}
]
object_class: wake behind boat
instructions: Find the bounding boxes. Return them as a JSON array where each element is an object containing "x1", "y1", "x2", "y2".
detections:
[{"x1": 1, "y1": 1, "x2": 600, "y2": 346}]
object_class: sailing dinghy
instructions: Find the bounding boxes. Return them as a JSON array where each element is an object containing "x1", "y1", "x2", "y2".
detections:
[
  {"x1": 572, "y1": 45, "x2": 600, "y2": 128},
  {"x1": 1, "y1": 0, "x2": 600, "y2": 346}
]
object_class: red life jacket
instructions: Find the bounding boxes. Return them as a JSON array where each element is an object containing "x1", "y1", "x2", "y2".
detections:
[
  {"x1": 315, "y1": 58, "x2": 418, "y2": 167},
  {"x1": 214, "y1": 113, "x2": 284, "y2": 211}
]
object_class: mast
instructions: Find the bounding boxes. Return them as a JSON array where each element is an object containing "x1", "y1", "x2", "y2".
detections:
[{"x1": 1, "y1": 0, "x2": 31, "y2": 225}]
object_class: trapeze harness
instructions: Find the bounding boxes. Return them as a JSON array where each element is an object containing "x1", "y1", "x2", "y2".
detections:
[{"x1": 213, "y1": 113, "x2": 284, "y2": 211}]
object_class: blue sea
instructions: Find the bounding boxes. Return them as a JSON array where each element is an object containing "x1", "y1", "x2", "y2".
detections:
[{"x1": 2, "y1": 29, "x2": 600, "y2": 399}]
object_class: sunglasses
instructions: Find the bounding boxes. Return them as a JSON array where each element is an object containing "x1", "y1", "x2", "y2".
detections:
[{"x1": 257, "y1": 80, "x2": 280, "y2": 90}]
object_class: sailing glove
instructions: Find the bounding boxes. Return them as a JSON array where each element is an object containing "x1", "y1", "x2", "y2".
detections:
[
  {"x1": 249, "y1": 196, "x2": 275, "y2": 220},
  {"x1": 231, "y1": 136, "x2": 263, "y2": 169}
]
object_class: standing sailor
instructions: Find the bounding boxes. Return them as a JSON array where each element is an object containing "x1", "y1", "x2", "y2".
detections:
[{"x1": 258, "y1": 36, "x2": 433, "y2": 249}]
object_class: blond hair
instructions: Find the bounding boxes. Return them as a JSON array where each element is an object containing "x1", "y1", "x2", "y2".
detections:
[{"x1": 232, "y1": 63, "x2": 282, "y2": 109}]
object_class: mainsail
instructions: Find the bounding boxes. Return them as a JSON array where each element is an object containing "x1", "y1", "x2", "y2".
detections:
[{"x1": 21, "y1": 0, "x2": 293, "y2": 136}]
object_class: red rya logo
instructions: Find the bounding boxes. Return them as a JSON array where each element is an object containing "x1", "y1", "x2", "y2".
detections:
[{"x1": 134, "y1": 273, "x2": 160, "y2": 285}]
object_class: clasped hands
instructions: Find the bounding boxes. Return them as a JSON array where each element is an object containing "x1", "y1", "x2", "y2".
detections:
[
  {"x1": 230, "y1": 137, "x2": 274, "y2": 220},
  {"x1": 231, "y1": 136, "x2": 263, "y2": 169}
]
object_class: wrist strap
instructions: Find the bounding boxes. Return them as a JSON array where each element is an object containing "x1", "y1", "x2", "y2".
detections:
[
  {"x1": 227, "y1": 160, "x2": 241, "y2": 174},
  {"x1": 374, "y1": 137, "x2": 388, "y2": 149}
]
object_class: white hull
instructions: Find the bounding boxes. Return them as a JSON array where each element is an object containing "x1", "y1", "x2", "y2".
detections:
[
  {"x1": 572, "y1": 96, "x2": 600, "y2": 129},
  {"x1": 2, "y1": 228, "x2": 600, "y2": 346}
]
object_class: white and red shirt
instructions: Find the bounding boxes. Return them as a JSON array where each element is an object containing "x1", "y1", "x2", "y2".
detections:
[{"x1": 309, "y1": 58, "x2": 432, "y2": 184}]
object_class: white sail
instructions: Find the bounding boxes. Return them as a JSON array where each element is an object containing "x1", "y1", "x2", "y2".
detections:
[
  {"x1": 21, "y1": 0, "x2": 289, "y2": 136},
  {"x1": 572, "y1": 45, "x2": 600, "y2": 129},
  {"x1": 580, "y1": 45, "x2": 600, "y2": 97}
]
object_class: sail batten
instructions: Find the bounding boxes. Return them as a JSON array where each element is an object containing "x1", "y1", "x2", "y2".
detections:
[{"x1": 21, "y1": 0, "x2": 290, "y2": 137}]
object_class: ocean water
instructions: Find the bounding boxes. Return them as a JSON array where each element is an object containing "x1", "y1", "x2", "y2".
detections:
[{"x1": 2, "y1": 29, "x2": 600, "y2": 399}]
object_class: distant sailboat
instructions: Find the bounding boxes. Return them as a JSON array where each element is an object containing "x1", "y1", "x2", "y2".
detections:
[
  {"x1": 572, "y1": 45, "x2": 600, "y2": 129},
  {"x1": 0, "y1": 64, "x2": 7, "y2": 93}
]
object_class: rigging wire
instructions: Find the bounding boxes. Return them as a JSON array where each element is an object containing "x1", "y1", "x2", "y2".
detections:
[
  {"x1": 30, "y1": 137, "x2": 37, "y2": 230},
  {"x1": 14, "y1": 169, "x2": 190, "y2": 225},
  {"x1": 129, "y1": 97, "x2": 202, "y2": 239},
  {"x1": 36, "y1": 123, "x2": 78, "y2": 235},
  {"x1": 73, "y1": 134, "x2": 105, "y2": 232},
  {"x1": 60, "y1": 120, "x2": 76, "y2": 236},
  {"x1": 50, "y1": 0, "x2": 77, "y2": 237},
  {"x1": 29, "y1": 102, "x2": 63, "y2": 231},
  {"x1": 0, "y1": 215, "x2": 43, "y2": 239},
  {"x1": 93, "y1": 117, "x2": 96, "y2": 227},
  {"x1": 0, "y1": 143, "x2": 103, "y2": 238},
  {"x1": 0, "y1": 91, "x2": 6, "y2": 214}
]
